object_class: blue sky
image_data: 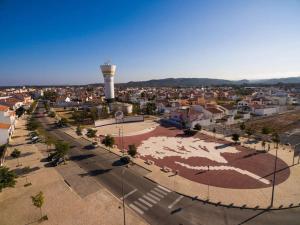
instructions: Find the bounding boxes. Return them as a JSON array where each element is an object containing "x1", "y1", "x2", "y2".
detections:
[{"x1": 0, "y1": 0, "x2": 300, "y2": 85}]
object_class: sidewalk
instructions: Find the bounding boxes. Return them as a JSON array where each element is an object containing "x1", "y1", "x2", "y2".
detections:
[{"x1": 0, "y1": 116, "x2": 148, "y2": 225}]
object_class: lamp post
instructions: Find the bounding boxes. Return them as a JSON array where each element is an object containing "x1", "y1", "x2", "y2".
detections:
[
  {"x1": 207, "y1": 165, "x2": 210, "y2": 201},
  {"x1": 115, "y1": 111, "x2": 126, "y2": 225},
  {"x1": 270, "y1": 145, "x2": 278, "y2": 208}
]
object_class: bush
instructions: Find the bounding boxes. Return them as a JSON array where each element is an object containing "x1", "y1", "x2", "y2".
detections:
[
  {"x1": 76, "y1": 125, "x2": 82, "y2": 136},
  {"x1": 261, "y1": 126, "x2": 272, "y2": 135},
  {"x1": 232, "y1": 133, "x2": 240, "y2": 143},
  {"x1": 184, "y1": 129, "x2": 197, "y2": 136},
  {"x1": 48, "y1": 111, "x2": 56, "y2": 118},
  {"x1": 194, "y1": 124, "x2": 202, "y2": 131},
  {"x1": 102, "y1": 135, "x2": 115, "y2": 148},
  {"x1": 128, "y1": 144, "x2": 137, "y2": 157},
  {"x1": 86, "y1": 128, "x2": 97, "y2": 138}
]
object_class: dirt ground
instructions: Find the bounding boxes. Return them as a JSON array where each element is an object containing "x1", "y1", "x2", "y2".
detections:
[{"x1": 240, "y1": 109, "x2": 300, "y2": 134}]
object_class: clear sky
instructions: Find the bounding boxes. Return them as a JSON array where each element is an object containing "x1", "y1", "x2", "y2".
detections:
[{"x1": 0, "y1": 0, "x2": 300, "y2": 85}]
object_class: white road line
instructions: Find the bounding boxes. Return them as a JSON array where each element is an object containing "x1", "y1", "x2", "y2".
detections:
[
  {"x1": 134, "y1": 201, "x2": 148, "y2": 211},
  {"x1": 146, "y1": 193, "x2": 160, "y2": 201},
  {"x1": 143, "y1": 195, "x2": 157, "y2": 204},
  {"x1": 168, "y1": 196, "x2": 184, "y2": 209},
  {"x1": 129, "y1": 203, "x2": 144, "y2": 215},
  {"x1": 138, "y1": 198, "x2": 153, "y2": 207},
  {"x1": 120, "y1": 189, "x2": 137, "y2": 200},
  {"x1": 150, "y1": 190, "x2": 164, "y2": 198},
  {"x1": 154, "y1": 187, "x2": 168, "y2": 195},
  {"x1": 157, "y1": 185, "x2": 171, "y2": 193}
]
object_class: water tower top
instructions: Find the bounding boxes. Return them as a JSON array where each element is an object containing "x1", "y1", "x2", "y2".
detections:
[{"x1": 100, "y1": 62, "x2": 116, "y2": 76}]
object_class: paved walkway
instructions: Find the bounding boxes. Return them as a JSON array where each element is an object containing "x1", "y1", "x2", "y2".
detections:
[{"x1": 0, "y1": 116, "x2": 147, "y2": 225}]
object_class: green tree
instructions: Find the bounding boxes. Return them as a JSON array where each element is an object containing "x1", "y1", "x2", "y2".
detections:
[
  {"x1": 58, "y1": 118, "x2": 68, "y2": 127},
  {"x1": 272, "y1": 132, "x2": 280, "y2": 149},
  {"x1": 16, "y1": 107, "x2": 25, "y2": 118},
  {"x1": 145, "y1": 102, "x2": 156, "y2": 115},
  {"x1": 262, "y1": 140, "x2": 266, "y2": 151},
  {"x1": 31, "y1": 191, "x2": 45, "y2": 219},
  {"x1": 128, "y1": 144, "x2": 137, "y2": 157},
  {"x1": 132, "y1": 104, "x2": 141, "y2": 115},
  {"x1": 262, "y1": 126, "x2": 272, "y2": 135},
  {"x1": 11, "y1": 149, "x2": 21, "y2": 166},
  {"x1": 86, "y1": 128, "x2": 97, "y2": 138},
  {"x1": 212, "y1": 127, "x2": 216, "y2": 137},
  {"x1": 102, "y1": 135, "x2": 115, "y2": 148},
  {"x1": 245, "y1": 128, "x2": 254, "y2": 141},
  {"x1": 44, "y1": 136, "x2": 54, "y2": 151},
  {"x1": 0, "y1": 166, "x2": 17, "y2": 192},
  {"x1": 48, "y1": 111, "x2": 56, "y2": 118},
  {"x1": 194, "y1": 124, "x2": 202, "y2": 131},
  {"x1": 53, "y1": 141, "x2": 70, "y2": 162},
  {"x1": 100, "y1": 106, "x2": 109, "y2": 119},
  {"x1": 27, "y1": 118, "x2": 39, "y2": 131},
  {"x1": 76, "y1": 125, "x2": 82, "y2": 136},
  {"x1": 232, "y1": 133, "x2": 240, "y2": 144},
  {"x1": 90, "y1": 107, "x2": 99, "y2": 121}
]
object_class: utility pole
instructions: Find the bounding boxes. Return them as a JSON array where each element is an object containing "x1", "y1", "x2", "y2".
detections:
[
  {"x1": 207, "y1": 165, "x2": 210, "y2": 201},
  {"x1": 270, "y1": 146, "x2": 278, "y2": 208}
]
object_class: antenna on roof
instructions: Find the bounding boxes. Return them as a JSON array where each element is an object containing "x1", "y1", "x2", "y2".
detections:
[{"x1": 104, "y1": 59, "x2": 111, "y2": 65}]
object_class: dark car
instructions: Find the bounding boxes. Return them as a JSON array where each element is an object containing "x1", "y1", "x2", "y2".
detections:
[{"x1": 120, "y1": 156, "x2": 131, "y2": 164}]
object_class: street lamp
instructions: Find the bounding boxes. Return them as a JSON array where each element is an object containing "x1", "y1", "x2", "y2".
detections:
[
  {"x1": 115, "y1": 111, "x2": 126, "y2": 225},
  {"x1": 207, "y1": 165, "x2": 210, "y2": 201},
  {"x1": 270, "y1": 145, "x2": 278, "y2": 208}
]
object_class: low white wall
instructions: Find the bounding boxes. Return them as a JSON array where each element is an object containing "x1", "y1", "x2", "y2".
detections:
[{"x1": 95, "y1": 115, "x2": 144, "y2": 127}]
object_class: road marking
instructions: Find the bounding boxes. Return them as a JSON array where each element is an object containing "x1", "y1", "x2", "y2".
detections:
[
  {"x1": 121, "y1": 188, "x2": 137, "y2": 200},
  {"x1": 129, "y1": 203, "x2": 144, "y2": 215},
  {"x1": 134, "y1": 201, "x2": 148, "y2": 211},
  {"x1": 168, "y1": 196, "x2": 184, "y2": 209},
  {"x1": 154, "y1": 187, "x2": 168, "y2": 195},
  {"x1": 157, "y1": 185, "x2": 171, "y2": 193},
  {"x1": 146, "y1": 193, "x2": 160, "y2": 201},
  {"x1": 138, "y1": 198, "x2": 153, "y2": 207},
  {"x1": 150, "y1": 190, "x2": 164, "y2": 198},
  {"x1": 142, "y1": 195, "x2": 157, "y2": 204}
]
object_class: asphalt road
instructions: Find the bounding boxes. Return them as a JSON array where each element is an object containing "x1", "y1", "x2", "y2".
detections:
[{"x1": 36, "y1": 103, "x2": 300, "y2": 225}]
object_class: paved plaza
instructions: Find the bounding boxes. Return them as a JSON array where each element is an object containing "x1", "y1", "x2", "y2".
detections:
[{"x1": 114, "y1": 125, "x2": 290, "y2": 189}]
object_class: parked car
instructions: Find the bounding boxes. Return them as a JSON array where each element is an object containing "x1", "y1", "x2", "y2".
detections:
[
  {"x1": 92, "y1": 142, "x2": 99, "y2": 148},
  {"x1": 120, "y1": 156, "x2": 131, "y2": 164}
]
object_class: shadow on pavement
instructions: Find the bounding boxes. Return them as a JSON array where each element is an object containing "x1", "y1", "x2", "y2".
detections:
[
  {"x1": 12, "y1": 166, "x2": 40, "y2": 176},
  {"x1": 69, "y1": 154, "x2": 96, "y2": 161},
  {"x1": 112, "y1": 159, "x2": 128, "y2": 167},
  {"x1": 79, "y1": 168, "x2": 112, "y2": 177},
  {"x1": 237, "y1": 209, "x2": 269, "y2": 225}
]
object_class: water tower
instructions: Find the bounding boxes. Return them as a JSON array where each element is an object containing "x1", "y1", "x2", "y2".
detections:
[{"x1": 100, "y1": 62, "x2": 116, "y2": 103}]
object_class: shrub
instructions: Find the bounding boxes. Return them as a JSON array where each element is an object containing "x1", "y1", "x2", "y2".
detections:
[{"x1": 128, "y1": 144, "x2": 137, "y2": 157}]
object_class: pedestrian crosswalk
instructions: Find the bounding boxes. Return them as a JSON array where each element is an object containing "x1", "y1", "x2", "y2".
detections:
[{"x1": 128, "y1": 185, "x2": 171, "y2": 215}]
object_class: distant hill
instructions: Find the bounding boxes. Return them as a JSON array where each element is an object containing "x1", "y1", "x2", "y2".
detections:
[
  {"x1": 250, "y1": 76, "x2": 300, "y2": 84},
  {"x1": 121, "y1": 76, "x2": 300, "y2": 87}
]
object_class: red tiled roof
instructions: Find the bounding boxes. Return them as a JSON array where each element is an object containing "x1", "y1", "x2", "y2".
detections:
[
  {"x1": 0, "y1": 105, "x2": 9, "y2": 111},
  {"x1": 0, "y1": 123, "x2": 11, "y2": 129}
]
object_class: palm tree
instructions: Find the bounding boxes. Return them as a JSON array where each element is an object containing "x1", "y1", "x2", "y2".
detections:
[
  {"x1": 272, "y1": 132, "x2": 280, "y2": 149},
  {"x1": 232, "y1": 133, "x2": 240, "y2": 144},
  {"x1": 31, "y1": 191, "x2": 45, "y2": 219},
  {"x1": 262, "y1": 140, "x2": 266, "y2": 151}
]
